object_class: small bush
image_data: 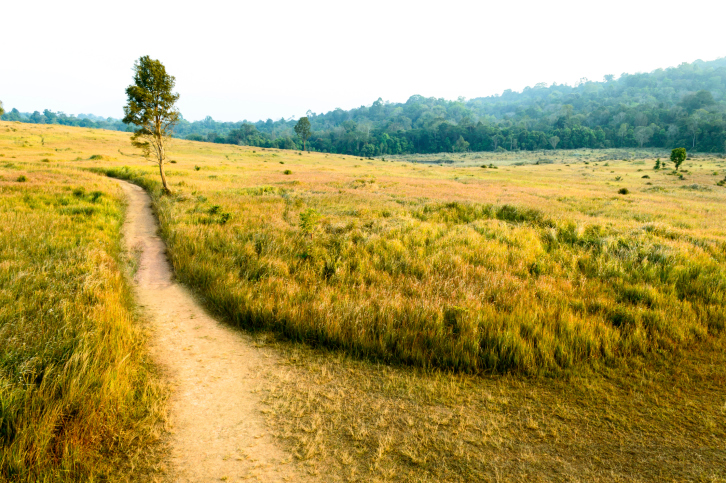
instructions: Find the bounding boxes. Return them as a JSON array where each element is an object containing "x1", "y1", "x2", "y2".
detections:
[
  {"x1": 618, "y1": 188, "x2": 629, "y2": 195},
  {"x1": 283, "y1": 169, "x2": 292, "y2": 175},
  {"x1": 642, "y1": 175, "x2": 650, "y2": 179},
  {"x1": 73, "y1": 187, "x2": 86, "y2": 197},
  {"x1": 89, "y1": 154, "x2": 104, "y2": 160},
  {"x1": 299, "y1": 208, "x2": 320, "y2": 237},
  {"x1": 194, "y1": 165, "x2": 201, "y2": 171},
  {"x1": 17, "y1": 175, "x2": 27, "y2": 182}
]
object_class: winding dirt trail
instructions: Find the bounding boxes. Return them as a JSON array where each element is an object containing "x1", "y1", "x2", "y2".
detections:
[{"x1": 117, "y1": 180, "x2": 305, "y2": 482}]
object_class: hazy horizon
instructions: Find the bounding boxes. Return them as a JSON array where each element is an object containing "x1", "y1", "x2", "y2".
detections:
[{"x1": 3, "y1": 0, "x2": 726, "y2": 123}]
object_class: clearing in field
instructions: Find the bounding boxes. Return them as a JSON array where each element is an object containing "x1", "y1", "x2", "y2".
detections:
[{"x1": 1, "y1": 121, "x2": 725, "y2": 482}]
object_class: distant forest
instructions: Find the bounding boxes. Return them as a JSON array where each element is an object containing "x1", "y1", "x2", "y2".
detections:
[{"x1": 4, "y1": 57, "x2": 726, "y2": 154}]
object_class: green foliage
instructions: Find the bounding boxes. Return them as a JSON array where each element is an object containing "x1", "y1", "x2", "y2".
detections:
[
  {"x1": 618, "y1": 188, "x2": 629, "y2": 194},
  {"x1": 16, "y1": 175, "x2": 27, "y2": 182},
  {"x1": 298, "y1": 208, "x2": 319, "y2": 237},
  {"x1": 294, "y1": 117, "x2": 312, "y2": 151},
  {"x1": 283, "y1": 169, "x2": 292, "y2": 175},
  {"x1": 10, "y1": 58, "x2": 726, "y2": 155},
  {"x1": 0, "y1": 100, "x2": 4, "y2": 117},
  {"x1": 453, "y1": 135, "x2": 469, "y2": 152},
  {"x1": 122, "y1": 56, "x2": 179, "y2": 192},
  {"x1": 654, "y1": 158, "x2": 661, "y2": 169},
  {"x1": 671, "y1": 147, "x2": 687, "y2": 171}
]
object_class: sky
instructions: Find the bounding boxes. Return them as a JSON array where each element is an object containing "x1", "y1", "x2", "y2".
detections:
[{"x1": 3, "y1": 0, "x2": 726, "y2": 123}]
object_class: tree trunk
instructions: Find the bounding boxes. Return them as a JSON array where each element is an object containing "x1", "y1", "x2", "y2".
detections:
[{"x1": 159, "y1": 160, "x2": 170, "y2": 193}]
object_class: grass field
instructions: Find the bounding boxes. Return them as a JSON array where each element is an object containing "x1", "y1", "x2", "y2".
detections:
[
  {"x1": 2, "y1": 121, "x2": 725, "y2": 481},
  {"x1": 102, "y1": 132, "x2": 726, "y2": 375},
  {"x1": 0, "y1": 140, "x2": 167, "y2": 481}
]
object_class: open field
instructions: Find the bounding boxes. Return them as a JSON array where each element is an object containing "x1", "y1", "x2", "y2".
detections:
[
  {"x1": 0, "y1": 155, "x2": 167, "y2": 481},
  {"x1": 101, "y1": 132, "x2": 726, "y2": 374},
  {"x1": 2, "y1": 121, "x2": 726, "y2": 481}
]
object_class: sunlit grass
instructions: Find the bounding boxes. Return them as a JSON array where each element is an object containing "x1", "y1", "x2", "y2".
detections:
[
  {"x1": 16, "y1": 119, "x2": 714, "y2": 374},
  {"x1": 3, "y1": 121, "x2": 726, "y2": 481},
  {"x1": 0, "y1": 161, "x2": 166, "y2": 482}
]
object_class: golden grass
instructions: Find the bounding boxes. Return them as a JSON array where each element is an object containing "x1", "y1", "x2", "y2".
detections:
[
  {"x1": 0, "y1": 158, "x2": 167, "y2": 481},
  {"x1": 2, "y1": 121, "x2": 726, "y2": 481},
  {"x1": 96, "y1": 144, "x2": 726, "y2": 374}
]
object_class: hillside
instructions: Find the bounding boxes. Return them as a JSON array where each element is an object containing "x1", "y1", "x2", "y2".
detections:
[{"x1": 4, "y1": 57, "x2": 726, "y2": 155}]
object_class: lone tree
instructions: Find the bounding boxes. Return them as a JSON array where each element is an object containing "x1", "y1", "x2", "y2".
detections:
[
  {"x1": 294, "y1": 117, "x2": 312, "y2": 151},
  {"x1": 549, "y1": 136, "x2": 560, "y2": 150},
  {"x1": 123, "y1": 56, "x2": 180, "y2": 193},
  {"x1": 0, "y1": 100, "x2": 4, "y2": 117},
  {"x1": 670, "y1": 147, "x2": 687, "y2": 171}
]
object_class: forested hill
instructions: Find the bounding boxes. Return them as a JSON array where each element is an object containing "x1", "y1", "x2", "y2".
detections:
[{"x1": 4, "y1": 57, "x2": 726, "y2": 154}]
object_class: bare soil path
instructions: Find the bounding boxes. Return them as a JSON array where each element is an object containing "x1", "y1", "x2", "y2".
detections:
[{"x1": 117, "y1": 180, "x2": 305, "y2": 482}]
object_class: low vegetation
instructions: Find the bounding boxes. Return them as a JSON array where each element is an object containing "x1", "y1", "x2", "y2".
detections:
[
  {"x1": 102, "y1": 155, "x2": 726, "y2": 375},
  {"x1": 0, "y1": 162, "x2": 166, "y2": 482},
  {"x1": 3, "y1": 121, "x2": 725, "y2": 481}
]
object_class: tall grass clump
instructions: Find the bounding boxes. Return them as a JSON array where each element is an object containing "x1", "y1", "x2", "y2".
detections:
[
  {"x1": 0, "y1": 170, "x2": 166, "y2": 482},
  {"x1": 104, "y1": 167, "x2": 726, "y2": 375}
]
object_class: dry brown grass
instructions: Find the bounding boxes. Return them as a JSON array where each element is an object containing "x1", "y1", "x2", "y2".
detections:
[
  {"x1": 2, "y1": 121, "x2": 726, "y2": 481},
  {"x1": 258, "y1": 337, "x2": 726, "y2": 482}
]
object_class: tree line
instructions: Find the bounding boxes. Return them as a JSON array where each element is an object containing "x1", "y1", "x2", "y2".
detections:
[{"x1": 4, "y1": 57, "x2": 726, "y2": 154}]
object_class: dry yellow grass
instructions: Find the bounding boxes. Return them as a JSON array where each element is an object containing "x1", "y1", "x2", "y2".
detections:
[
  {"x1": 0, "y1": 132, "x2": 168, "y2": 481},
  {"x1": 2, "y1": 120, "x2": 725, "y2": 481}
]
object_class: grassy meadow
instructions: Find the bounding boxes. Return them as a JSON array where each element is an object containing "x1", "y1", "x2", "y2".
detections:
[
  {"x1": 0, "y1": 135, "x2": 167, "y2": 481},
  {"x1": 2, "y1": 120, "x2": 726, "y2": 481},
  {"x1": 103, "y1": 137, "x2": 726, "y2": 375}
]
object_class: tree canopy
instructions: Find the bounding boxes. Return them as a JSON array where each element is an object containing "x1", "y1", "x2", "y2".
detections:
[
  {"x1": 294, "y1": 117, "x2": 312, "y2": 151},
  {"x1": 670, "y1": 147, "x2": 687, "y2": 170},
  {"x1": 122, "y1": 56, "x2": 180, "y2": 193},
  {"x1": 6, "y1": 57, "x2": 726, "y2": 155}
]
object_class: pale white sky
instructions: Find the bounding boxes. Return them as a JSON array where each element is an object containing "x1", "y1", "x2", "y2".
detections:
[{"x1": 2, "y1": 0, "x2": 725, "y2": 122}]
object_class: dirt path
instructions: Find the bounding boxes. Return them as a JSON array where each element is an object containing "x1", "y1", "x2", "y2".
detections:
[{"x1": 117, "y1": 180, "x2": 305, "y2": 482}]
